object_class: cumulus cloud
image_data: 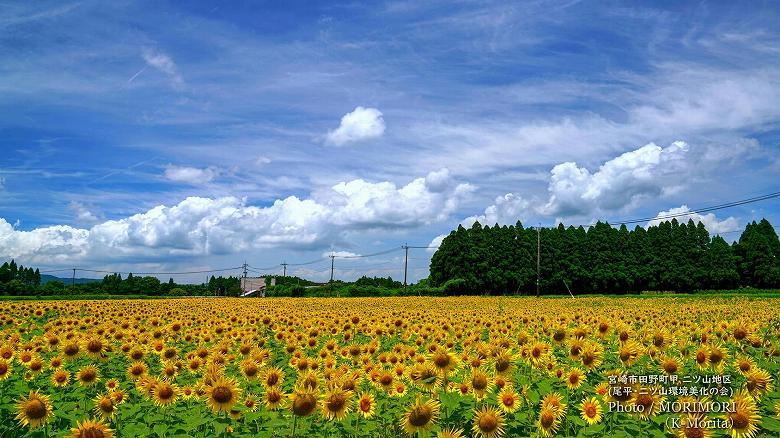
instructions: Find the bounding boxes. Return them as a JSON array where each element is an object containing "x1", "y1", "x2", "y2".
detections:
[
  {"x1": 427, "y1": 234, "x2": 446, "y2": 253},
  {"x1": 540, "y1": 141, "x2": 689, "y2": 217},
  {"x1": 0, "y1": 169, "x2": 471, "y2": 263},
  {"x1": 163, "y1": 165, "x2": 219, "y2": 184},
  {"x1": 462, "y1": 193, "x2": 530, "y2": 227},
  {"x1": 325, "y1": 106, "x2": 385, "y2": 146},
  {"x1": 68, "y1": 201, "x2": 99, "y2": 224},
  {"x1": 647, "y1": 205, "x2": 738, "y2": 234},
  {"x1": 142, "y1": 48, "x2": 183, "y2": 88},
  {"x1": 323, "y1": 251, "x2": 360, "y2": 258}
]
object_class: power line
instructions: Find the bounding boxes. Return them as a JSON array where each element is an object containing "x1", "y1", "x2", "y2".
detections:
[
  {"x1": 77, "y1": 266, "x2": 242, "y2": 275},
  {"x1": 581, "y1": 190, "x2": 780, "y2": 228},
  {"x1": 336, "y1": 247, "x2": 403, "y2": 259}
]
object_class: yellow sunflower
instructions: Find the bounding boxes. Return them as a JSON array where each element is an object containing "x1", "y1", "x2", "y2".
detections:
[
  {"x1": 69, "y1": 417, "x2": 114, "y2": 438},
  {"x1": 497, "y1": 386, "x2": 521, "y2": 413},
  {"x1": 472, "y1": 405, "x2": 505, "y2": 438},
  {"x1": 437, "y1": 428, "x2": 465, "y2": 438},
  {"x1": 321, "y1": 387, "x2": 352, "y2": 421},
  {"x1": 93, "y1": 393, "x2": 117, "y2": 419},
  {"x1": 153, "y1": 381, "x2": 179, "y2": 407},
  {"x1": 205, "y1": 376, "x2": 241, "y2": 413},
  {"x1": 537, "y1": 406, "x2": 560, "y2": 437},
  {"x1": 580, "y1": 397, "x2": 603, "y2": 425},
  {"x1": 357, "y1": 392, "x2": 375, "y2": 418},
  {"x1": 401, "y1": 395, "x2": 440, "y2": 437},
  {"x1": 263, "y1": 387, "x2": 285, "y2": 410},
  {"x1": 289, "y1": 384, "x2": 318, "y2": 417},
  {"x1": 723, "y1": 390, "x2": 761, "y2": 438},
  {"x1": 15, "y1": 390, "x2": 53, "y2": 429}
]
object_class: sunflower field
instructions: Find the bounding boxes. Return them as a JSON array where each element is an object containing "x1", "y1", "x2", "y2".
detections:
[{"x1": 1, "y1": 296, "x2": 780, "y2": 438}]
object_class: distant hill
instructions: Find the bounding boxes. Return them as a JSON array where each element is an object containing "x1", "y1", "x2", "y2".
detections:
[{"x1": 40, "y1": 274, "x2": 101, "y2": 285}]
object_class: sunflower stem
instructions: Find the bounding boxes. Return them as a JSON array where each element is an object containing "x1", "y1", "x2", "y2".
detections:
[{"x1": 291, "y1": 414, "x2": 298, "y2": 438}]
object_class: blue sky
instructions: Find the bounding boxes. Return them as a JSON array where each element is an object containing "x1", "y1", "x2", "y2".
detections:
[{"x1": 1, "y1": 0, "x2": 779, "y2": 283}]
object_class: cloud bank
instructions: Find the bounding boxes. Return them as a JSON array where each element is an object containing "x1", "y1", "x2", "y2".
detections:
[{"x1": 0, "y1": 169, "x2": 472, "y2": 263}]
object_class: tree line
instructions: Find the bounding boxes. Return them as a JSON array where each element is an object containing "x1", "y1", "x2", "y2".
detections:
[
  {"x1": 0, "y1": 267, "x2": 242, "y2": 297},
  {"x1": 430, "y1": 218, "x2": 780, "y2": 295},
  {"x1": 0, "y1": 260, "x2": 41, "y2": 295}
]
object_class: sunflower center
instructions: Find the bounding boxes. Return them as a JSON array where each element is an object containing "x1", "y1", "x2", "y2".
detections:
[
  {"x1": 79, "y1": 426, "x2": 105, "y2": 438},
  {"x1": 327, "y1": 395, "x2": 346, "y2": 412},
  {"x1": 267, "y1": 391, "x2": 281, "y2": 403},
  {"x1": 501, "y1": 394, "x2": 515, "y2": 406},
  {"x1": 408, "y1": 405, "x2": 433, "y2": 427},
  {"x1": 696, "y1": 352, "x2": 706, "y2": 364},
  {"x1": 244, "y1": 365, "x2": 258, "y2": 377},
  {"x1": 540, "y1": 410, "x2": 555, "y2": 428},
  {"x1": 360, "y1": 398, "x2": 372, "y2": 412},
  {"x1": 635, "y1": 394, "x2": 653, "y2": 411},
  {"x1": 731, "y1": 412, "x2": 748, "y2": 429},
  {"x1": 81, "y1": 369, "x2": 97, "y2": 382},
  {"x1": 266, "y1": 373, "x2": 279, "y2": 386},
  {"x1": 87, "y1": 340, "x2": 103, "y2": 353},
  {"x1": 582, "y1": 353, "x2": 594, "y2": 366},
  {"x1": 100, "y1": 399, "x2": 114, "y2": 412},
  {"x1": 25, "y1": 399, "x2": 47, "y2": 419},
  {"x1": 212, "y1": 386, "x2": 234, "y2": 404},
  {"x1": 664, "y1": 362, "x2": 678, "y2": 373},
  {"x1": 495, "y1": 358, "x2": 509, "y2": 372},
  {"x1": 585, "y1": 404, "x2": 597, "y2": 417},
  {"x1": 292, "y1": 394, "x2": 317, "y2": 416},
  {"x1": 478, "y1": 412, "x2": 498, "y2": 432},
  {"x1": 710, "y1": 351, "x2": 723, "y2": 364},
  {"x1": 472, "y1": 374, "x2": 488, "y2": 390},
  {"x1": 158, "y1": 386, "x2": 173, "y2": 400},
  {"x1": 684, "y1": 428, "x2": 704, "y2": 438},
  {"x1": 434, "y1": 355, "x2": 450, "y2": 368}
]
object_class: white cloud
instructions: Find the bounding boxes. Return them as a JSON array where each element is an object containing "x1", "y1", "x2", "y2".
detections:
[
  {"x1": 323, "y1": 251, "x2": 360, "y2": 258},
  {"x1": 255, "y1": 156, "x2": 272, "y2": 166},
  {"x1": 142, "y1": 48, "x2": 183, "y2": 88},
  {"x1": 0, "y1": 169, "x2": 471, "y2": 263},
  {"x1": 462, "y1": 193, "x2": 530, "y2": 227},
  {"x1": 540, "y1": 141, "x2": 689, "y2": 217},
  {"x1": 68, "y1": 201, "x2": 99, "y2": 223},
  {"x1": 325, "y1": 106, "x2": 385, "y2": 146},
  {"x1": 427, "y1": 234, "x2": 446, "y2": 253},
  {"x1": 163, "y1": 165, "x2": 219, "y2": 184},
  {"x1": 647, "y1": 205, "x2": 738, "y2": 234}
]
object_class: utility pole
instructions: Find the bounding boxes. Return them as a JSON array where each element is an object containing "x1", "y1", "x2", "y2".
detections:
[
  {"x1": 329, "y1": 254, "x2": 335, "y2": 283},
  {"x1": 402, "y1": 244, "x2": 409, "y2": 289},
  {"x1": 281, "y1": 262, "x2": 287, "y2": 277},
  {"x1": 241, "y1": 261, "x2": 248, "y2": 297},
  {"x1": 329, "y1": 254, "x2": 335, "y2": 297},
  {"x1": 536, "y1": 224, "x2": 541, "y2": 297}
]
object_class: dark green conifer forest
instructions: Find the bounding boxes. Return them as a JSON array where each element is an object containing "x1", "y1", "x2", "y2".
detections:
[{"x1": 430, "y1": 218, "x2": 780, "y2": 294}]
